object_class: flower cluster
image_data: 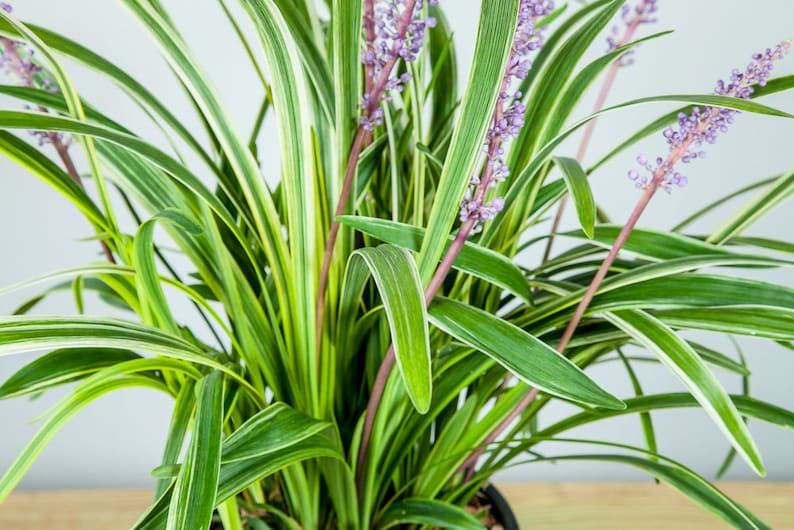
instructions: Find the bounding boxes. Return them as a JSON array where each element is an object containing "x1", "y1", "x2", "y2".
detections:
[
  {"x1": 606, "y1": 0, "x2": 659, "y2": 66},
  {"x1": 460, "y1": 0, "x2": 554, "y2": 232},
  {"x1": 629, "y1": 39, "x2": 793, "y2": 191},
  {"x1": 359, "y1": 0, "x2": 438, "y2": 131},
  {"x1": 1, "y1": 2, "x2": 66, "y2": 147}
]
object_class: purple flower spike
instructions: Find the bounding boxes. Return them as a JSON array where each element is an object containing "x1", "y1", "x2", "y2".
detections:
[
  {"x1": 0, "y1": 3, "x2": 68, "y2": 147},
  {"x1": 460, "y1": 0, "x2": 554, "y2": 231},
  {"x1": 606, "y1": 0, "x2": 660, "y2": 66},
  {"x1": 630, "y1": 39, "x2": 793, "y2": 192},
  {"x1": 359, "y1": 0, "x2": 438, "y2": 129}
]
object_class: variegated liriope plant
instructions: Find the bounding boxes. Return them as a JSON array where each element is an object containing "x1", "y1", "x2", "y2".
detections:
[{"x1": 0, "y1": 0, "x2": 793, "y2": 528}]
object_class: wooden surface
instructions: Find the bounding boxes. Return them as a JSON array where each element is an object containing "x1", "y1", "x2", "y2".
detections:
[
  {"x1": 502, "y1": 482, "x2": 793, "y2": 529},
  {"x1": 0, "y1": 483, "x2": 791, "y2": 529}
]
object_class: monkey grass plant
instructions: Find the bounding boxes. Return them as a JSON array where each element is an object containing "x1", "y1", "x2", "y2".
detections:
[{"x1": 1, "y1": 0, "x2": 793, "y2": 528}]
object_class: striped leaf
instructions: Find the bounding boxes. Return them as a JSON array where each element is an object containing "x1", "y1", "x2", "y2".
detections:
[
  {"x1": 168, "y1": 371, "x2": 226, "y2": 530},
  {"x1": 429, "y1": 297, "x2": 624, "y2": 410},
  {"x1": 606, "y1": 310, "x2": 765, "y2": 475},
  {"x1": 341, "y1": 245, "x2": 432, "y2": 413}
]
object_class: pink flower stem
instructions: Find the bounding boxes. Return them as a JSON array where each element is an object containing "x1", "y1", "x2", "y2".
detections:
[
  {"x1": 315, "y1": 0, "x2": 418, "y2": 354},
  {"x1": 541, "y1": 5, "x2": 648, "y2": 264},
  {"x1": 1, "y1": 37, "x2": 115, "y2": 263},
  {"x1": 459, "y1": 95, "x2": 727, "y2": 482},
  {"x1": 355, "y1": 74, "x2": 510, "y2": 490}
]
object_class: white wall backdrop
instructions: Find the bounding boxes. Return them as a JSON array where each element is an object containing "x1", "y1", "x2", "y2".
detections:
[{"x1": 1, "y1": 0, "x2": 793, "y2": 490}]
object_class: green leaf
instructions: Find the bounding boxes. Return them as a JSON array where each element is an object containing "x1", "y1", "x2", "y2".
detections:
[
  {"x1": 156, "y1": 381, "x2": 195, "y2": 498},
  {"x1": 618, "y1": 93, "x2": 794, "y2": 118},
  {"x1": 151, "y1": 464, "x2": 181, "y2": 480},
  {"x1": 533, "y1": 453, "x2": 768, "y2": 529},
  {"x1": 0, "y1": 10, "x2": 120, "y2": 239},
  {"x1": 553, "y1": 156, "x2": 595, "y2": 238},
  {"x1": 329, "y1": 0, "x2": 361, "y2": 204},
  {"x1": 538, "y1": 393, "x2": 794, "y2": 437},
  {"x1": 71, "y1": 275, "x2": 85, "y2": 315},
  {"x1": 0, "y1": 376, "x2": 167, "y2": 503},
  {"x1": 133, "y1": 211, "x2": 201, "y2": 335},
  {"x1": 540, "y1": 30, "x2": 673, "y2": 148},
  {"x1": 222, "y1": 402, "x2": 330, "y2": 462},
  {"x1": 242, "y1": 0, "x2": 318, "y2": 376},
  {"x1": 587, "y1": 274, "x2": 794, "y2": 314},
  {"x1": 417, "y1": 0, "x2": 520, "y2": 282},
  {"x1": 0, "y1": 18, "x2": 214, "y2": 168},
  {"x1": 342, "y1": 245, "x2": 431, "y2": 413},
  {"x1": 216, "y1": 435, "x2": 343, "y2": 502},
  {"x1": 339, "y1": 215, "x2": 532, "y2": 303},
  {"x1": 589, "y1": 75, "x2": 794, "y2": 176},
  {"x1": 689, "y1": 342, "x2": 751, "y2": 376},
  {"x1": 728, "y1": 236, "x2": 794, "y2": 255},
  {"x1": 0, "y1": 131, "x2": 107, "y2": 229},
  {"x1": 269, "y1": 0, "x2": 334, "y2": 123},
  {"x1": 487, "y1": 93, "x2": 794, "y2": 242},
  {"x1": 657, "y1": 307, "x2": 794, "y2": 341},
  {"x1": 616, "y1": 350, "x2": 658, "y2": 462},
  {"x1": 0, "y1": 315, "x2": 252, "y2": 391},
  {"x1": 134, "y1": 435, "x2": 344, "y2": 529},
  {"x1": 516, "y1": 0, "x2": 624, "y2": 160},
  {"x1": 377, "y1": 499, "x2": 483, "y2": 530},
  {"x1": 708, "y1": 169, "x2": 794, "y2": 244},
  {"x1": 119, "y1": 0, "x2": 290, "y2": 321},
  {"x1": 563, "y1": 226, "x2": 735, "y2": 261},
  {"x1": 0, "y1": 348, "x2": 141, "y2": 400},
  {"x1": 606, "y1": 310, "x2": 765, "y2": 476},
  {"x1": 520, "y1": 254, "x2": 792, "y2": 333},
  {"x1": 167, "y1": 372, "x2": 226, "y2": 530},
  {"x1": 428, "y1": 297, "x2": 624, "y2": 410},
  {"x1": 0, "y1": 111, "x2": 255, "y2": 267}
]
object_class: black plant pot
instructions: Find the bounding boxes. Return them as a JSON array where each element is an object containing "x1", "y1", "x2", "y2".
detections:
[
  {"x1": 211, "y1": 486, "x2": 520, "y2": 529},
  {"x1": 481, "y1": 483, "x2": 519, "y2": 530}
]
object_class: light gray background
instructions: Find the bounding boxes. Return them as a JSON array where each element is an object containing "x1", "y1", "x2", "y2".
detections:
[{"x1": 1, "y1": 1, "x2": 792, "y2": 490}]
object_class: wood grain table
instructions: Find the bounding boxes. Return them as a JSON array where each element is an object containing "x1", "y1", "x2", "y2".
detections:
[{"x1": 0, "y1": 482, "x2": 791, "y2": 529}]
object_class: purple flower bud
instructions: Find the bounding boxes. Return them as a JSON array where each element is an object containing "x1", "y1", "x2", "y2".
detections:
[
  {"x1": 629, "y1": 39, "x2": 793, "y2": 191},
  {"x1": 606, "y1": 0, "x2": 660, "y2": 66},
  {"x1": 359, "y1": 0, "x2": 437, "y2": 130},
  {"x1": 460, "y1": 1, "x2": 555, "y2": 234}
]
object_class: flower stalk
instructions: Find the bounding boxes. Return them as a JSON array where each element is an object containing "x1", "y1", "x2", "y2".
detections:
[
  {"x1": 460, "y1": 38, "x2": 794, "y2": 481},
  {"x1": 0, "y1": 12, "x2": 115, "y2": 263},
  {"x1": 315, "y1": 0, "x2": 436, "y2": 353},
  {"x1": 355, "y1": 0, "x2": 555, "y2": 490},
  {"x1": 542, "y1": 0, "x2": 658, "y2": 264}
]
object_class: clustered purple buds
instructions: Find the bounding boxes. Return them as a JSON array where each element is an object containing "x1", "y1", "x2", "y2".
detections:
[
  {"x1": 0, "y1": 43, "x2": 57, "y2": 93},
  {"x1": 359, "y1": 0, "x2": 438, "y2": 131},
  {"x1": 0, "y1": 2, "x2": 67, "y2": 147},
  {"x1": 460, "y1": 0, "x2": 554, "y2": 232},
  {"x1": 629, "y1": 39, "x2": 793, "y2": 192},
  {"x1": 606, "y1": 0, "x2": 659, "y2": 66}
]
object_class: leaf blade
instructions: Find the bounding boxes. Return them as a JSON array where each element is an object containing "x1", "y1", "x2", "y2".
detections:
[
  {"x1": 344, "y1": 245, "x2": 432, "y2": 413},
  {"x1": 428, "y1": 297, "x2": 624, "y2": 409},
  {"x1": 339, "y1": 215, "x2": 532, "y2": 303},
  {"x1": 417, "y1": 0, "x2": 520, "y2": 282},
  {"x1": 377, "y1": 499, "x2": 482, "y2": 530},
  {"x1": 167, "y1": 371, "x2": 226, "y2": 530},
  {"x1": 554, "y1": 156, "x2": 595, "y2": 238},
  {"x1": 606, "y1": 310, "x2": 765, "y2": 475}
]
